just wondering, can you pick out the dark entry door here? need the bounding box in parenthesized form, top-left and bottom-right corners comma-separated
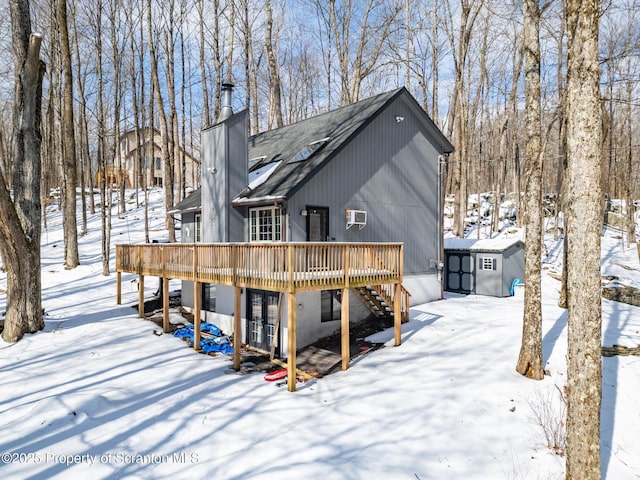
(306, 206, 329, 241)
(445, 252, 475, 294)
(247, 289, 280, 355)
(306, 206, 329, 270)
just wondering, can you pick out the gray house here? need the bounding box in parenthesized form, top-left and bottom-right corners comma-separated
(443, 237, 525, 297)
(172, 86, 453, 356)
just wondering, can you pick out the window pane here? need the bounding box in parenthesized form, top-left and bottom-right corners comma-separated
(249, 207, 282, 242)
(194, 214, 201, 243)
(321, 290, 341, 322)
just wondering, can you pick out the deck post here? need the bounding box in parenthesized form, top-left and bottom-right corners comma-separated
(162, 277, 170, 333)
(138, 275, 145, 318)
(116, 271, 121, 304)
(192, 247, 201, 347)
(233, 286, 242, 370)
(287, 292, 297, 392)
(341, 287, 350, 370)
(193, 283, 202, 351)
(394, 283, 402, 346)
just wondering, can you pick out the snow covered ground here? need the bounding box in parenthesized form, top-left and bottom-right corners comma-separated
(1, 188, 639, 479)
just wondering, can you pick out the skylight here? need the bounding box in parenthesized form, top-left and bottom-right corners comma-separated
(247, 160, 283, 190)
(248, 155, 267, 169)
(248, 154, 281, 173)
(287, 137, 330, 164)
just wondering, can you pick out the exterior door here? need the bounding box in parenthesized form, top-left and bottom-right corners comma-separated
(306, 206, 329, 270)
(306, 206, 329, 241)
(445, 252, 475, 294)
(247, 289, 280, 355)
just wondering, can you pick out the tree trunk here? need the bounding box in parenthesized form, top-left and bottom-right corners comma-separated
(516, 0, 543, 380)
(196, 0, 211, 128)
(0, 3, 44, 343)
(444, 0, 484, 238)
(94, 0, 110, 276)
(564, 1, 602, 478)
(265, 0, 284, 128)
(108, 0, 125, 217)
(147, 0, 175, 242)
(58, 0, 80, 269)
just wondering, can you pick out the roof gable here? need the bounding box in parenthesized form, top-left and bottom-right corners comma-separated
(233, 87, 452, 205)
(172, 87, 453, 212)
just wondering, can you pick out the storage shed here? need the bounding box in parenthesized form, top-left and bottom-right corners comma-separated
(444, 237, 525, 297)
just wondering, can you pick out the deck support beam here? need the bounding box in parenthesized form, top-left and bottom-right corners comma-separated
(341, 287, 350, 370)
(193, 282, 202, 351)
(138, 275, 145, 318)
(116, 271, 121, 304)
(233, 286, 242, 370)
(394, 283, 402, 346)
(163, 277, 170, 333)
(287, 292, 297, 392)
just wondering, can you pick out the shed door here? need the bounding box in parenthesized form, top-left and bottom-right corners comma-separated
(445, 252, 475, 294)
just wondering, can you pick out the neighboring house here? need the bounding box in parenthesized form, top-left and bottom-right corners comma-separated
(100, 127, 199, 189)
(171, 86, 454, 357)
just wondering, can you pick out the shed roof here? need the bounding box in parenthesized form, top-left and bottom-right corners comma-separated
(444, 237, 524, 253)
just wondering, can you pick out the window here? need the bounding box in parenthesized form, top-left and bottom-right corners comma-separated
(202, 284, 216, 311)
(480, 257, 497, 271)
(194, 214, 202, 243)
(287, 137, 330, 164)
(154, 157, 162, 171)
(321, 290, 342, 322)
(249, 206, 282, 241)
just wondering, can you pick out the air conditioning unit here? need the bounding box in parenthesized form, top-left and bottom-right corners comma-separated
(346, 209, 367, 230)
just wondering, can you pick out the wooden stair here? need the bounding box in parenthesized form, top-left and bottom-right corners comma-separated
(352, 284, 410, 325)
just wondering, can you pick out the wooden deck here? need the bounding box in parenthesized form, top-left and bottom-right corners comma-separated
(115, 242, 406, 391)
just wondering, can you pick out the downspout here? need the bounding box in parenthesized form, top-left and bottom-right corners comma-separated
(438, 154, 448, 299)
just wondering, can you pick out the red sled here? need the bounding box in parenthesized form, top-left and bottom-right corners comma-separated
(264, 368, 288, 382)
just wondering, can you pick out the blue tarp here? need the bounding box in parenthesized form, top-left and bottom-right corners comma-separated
(173, 323, 234, 355)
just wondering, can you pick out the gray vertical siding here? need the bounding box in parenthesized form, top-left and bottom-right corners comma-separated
(288, 96, 441, 276)
(201, 110, 248, 243)
(227, 111, 248, 242)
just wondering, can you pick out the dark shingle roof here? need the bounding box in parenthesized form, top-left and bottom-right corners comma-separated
(171, 87, 453, 212)
(235, 89, 403, 203)
(169, 189, 201, 214)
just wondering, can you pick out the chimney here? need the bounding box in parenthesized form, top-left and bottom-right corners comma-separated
(218, 83, 234, 123)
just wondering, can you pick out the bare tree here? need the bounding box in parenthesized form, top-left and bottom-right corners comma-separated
(265, 0, 283, 128)
(147, 0, 176, 242)
(93, 0, 111, 276)
(0, 0, 45, 342)
(196, 0, 211, 127)
(564, 0, 602, 477)
(326, 0, 402, 106)
(443, 0, 485, 238)
(108, 0, 126, 216)
(70, 0, 95, 234)
(58, 0, 80, 268)
(516, 0, 544, 380)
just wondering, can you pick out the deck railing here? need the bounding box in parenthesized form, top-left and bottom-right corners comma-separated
(115, 242, 404, 293)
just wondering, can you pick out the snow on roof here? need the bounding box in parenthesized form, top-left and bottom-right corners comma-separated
(444, 236, 523, 252)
